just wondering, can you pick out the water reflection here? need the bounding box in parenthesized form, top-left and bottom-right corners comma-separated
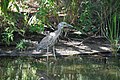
(0, 56, 120, 80)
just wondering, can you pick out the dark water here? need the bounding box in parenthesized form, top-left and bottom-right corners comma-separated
(0, 56, 120, 80)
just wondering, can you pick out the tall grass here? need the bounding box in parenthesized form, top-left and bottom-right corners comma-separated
(1, 0, 19, 15)
(102, 13, 120, 55)
(101, 0, 120, 56)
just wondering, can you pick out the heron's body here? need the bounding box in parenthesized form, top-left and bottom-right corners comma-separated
(37, 29, 61, 50)
(36, 22, 72, 60)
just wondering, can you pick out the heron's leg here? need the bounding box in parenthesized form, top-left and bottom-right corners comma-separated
(47, 47, 49, 61)
(53, 46, 56, 60)
(64, 31, 68, 38)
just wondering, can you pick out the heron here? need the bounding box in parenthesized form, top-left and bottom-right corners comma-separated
(36, 22, 73, 60)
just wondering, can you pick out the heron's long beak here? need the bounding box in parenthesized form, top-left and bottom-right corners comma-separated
(64, 24, 73, 28)
(68, 24, 73, 27)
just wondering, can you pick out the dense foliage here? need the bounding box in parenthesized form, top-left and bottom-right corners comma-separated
(0, 0, 120, 54)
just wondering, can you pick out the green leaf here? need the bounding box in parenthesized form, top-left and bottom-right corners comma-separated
(14, 3, 20, 12)
(113, 13, 116, 38)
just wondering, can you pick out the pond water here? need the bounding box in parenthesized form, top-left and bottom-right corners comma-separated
(0, 56, 120, 80)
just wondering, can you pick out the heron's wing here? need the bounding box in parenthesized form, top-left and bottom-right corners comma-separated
(37, 33, 55, 50)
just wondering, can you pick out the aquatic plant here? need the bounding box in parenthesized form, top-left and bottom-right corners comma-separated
(100, 0, 120, 55)
(103, 14, 120, 55)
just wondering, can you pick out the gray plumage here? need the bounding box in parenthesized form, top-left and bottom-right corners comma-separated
(36, 22, 72, 60)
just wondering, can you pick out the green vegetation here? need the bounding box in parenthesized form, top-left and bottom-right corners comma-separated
(0, 0, 120, 54)
(99, 0, 120, 55)
(102, 13, 120, 55)
(16, 39, 27, 50)
(2, 27, 14, 45)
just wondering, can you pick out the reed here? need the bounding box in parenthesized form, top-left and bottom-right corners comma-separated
(102, 12, 120, 56)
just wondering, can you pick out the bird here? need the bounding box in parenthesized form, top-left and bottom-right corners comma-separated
(36, 22, 73, 60)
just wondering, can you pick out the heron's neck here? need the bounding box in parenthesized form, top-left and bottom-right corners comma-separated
(53, 28, 62, 39)
(56, 28, 62, 35)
